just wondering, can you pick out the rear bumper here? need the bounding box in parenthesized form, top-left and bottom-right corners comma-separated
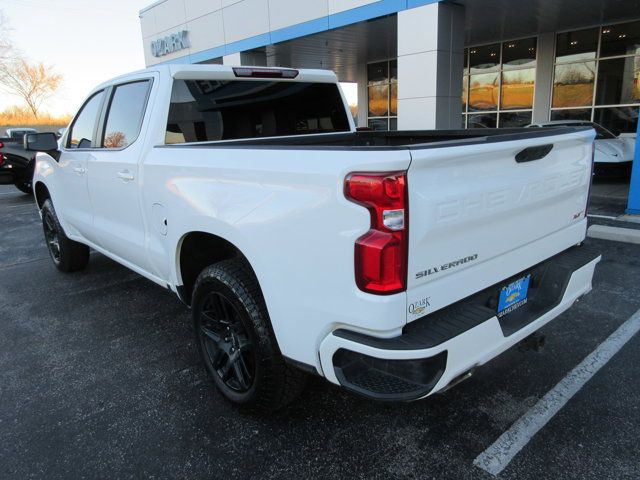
(319, 243, 601, 401)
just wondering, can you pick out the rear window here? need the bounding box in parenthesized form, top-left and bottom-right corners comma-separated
(165, 79, 350, 144)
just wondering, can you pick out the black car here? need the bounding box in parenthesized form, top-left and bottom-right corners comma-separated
(0, 137, 36, 194)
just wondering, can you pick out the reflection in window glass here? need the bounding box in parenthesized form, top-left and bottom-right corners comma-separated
(368, 118, 388, 130)
(367, 62, 388, 85)
(389, 118, 397, 130)
(599, 21, 640, 58)
(103, 81, 150, 149)
(552, 62, 596, 107)
(467, 113, 497, 128)
(499, 111, 532, 127)
(502, 38, 537, 69)
(593, 106, 639, 136)
(468, 72, 499, 111)
(68, 91, 105, 148)
(366, 60, 397, 129)
(368, 85, 389, 117)
(390, 83, 397, 116)
(390, 60, 397, 83)
(550, 108, 592, 122)
(595, 57, 640, 106)
(462, 75, 468, 110)
(501, 68, 535, 109)
(469, 43, 501, 72)
(556, 28, 598, 63)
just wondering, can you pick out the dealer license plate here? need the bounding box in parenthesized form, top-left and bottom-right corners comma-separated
(497, 275, 530, 318)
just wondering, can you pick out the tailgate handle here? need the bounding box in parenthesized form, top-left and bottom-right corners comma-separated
(515, 144, 553, 163)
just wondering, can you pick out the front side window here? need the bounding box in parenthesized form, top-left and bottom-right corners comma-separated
(103, 80, 151, 149)
(67, 90, 105, 149)
(165, 80, 350, 144)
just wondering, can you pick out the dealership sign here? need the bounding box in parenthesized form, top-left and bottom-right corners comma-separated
(151, 30, 190, 57)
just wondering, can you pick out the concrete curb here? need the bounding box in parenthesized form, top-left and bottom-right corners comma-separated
(587, 225, 640, 244)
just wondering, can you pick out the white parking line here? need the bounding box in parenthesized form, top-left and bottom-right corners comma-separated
(473, 307, 640, 477)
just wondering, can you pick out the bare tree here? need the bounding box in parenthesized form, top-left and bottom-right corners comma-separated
(0, 11, 17, 67)
(0, 59, 62, 118)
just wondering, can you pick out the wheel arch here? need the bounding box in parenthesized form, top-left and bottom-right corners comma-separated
(34, 181, 51, 209)
(176, 231, 260, 306)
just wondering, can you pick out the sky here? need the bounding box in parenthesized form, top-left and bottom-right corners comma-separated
(0, 0, 150, 116)
(0, 0, 358, 117)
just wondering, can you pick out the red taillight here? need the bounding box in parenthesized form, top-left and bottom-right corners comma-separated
(232, 67, 299, 79)
(345, 172, 408, 295)
(0, 141, 4, 148)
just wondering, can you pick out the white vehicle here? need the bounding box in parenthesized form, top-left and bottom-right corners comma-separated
(527, 120, 634, 164)
(27, 65, 601, 412)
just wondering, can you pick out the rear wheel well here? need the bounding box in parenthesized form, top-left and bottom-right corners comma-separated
(34, 182, 51, 209)
(178, 232, 249, 305)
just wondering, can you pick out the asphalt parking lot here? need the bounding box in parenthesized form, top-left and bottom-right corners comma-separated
(1, 184, 640, 479)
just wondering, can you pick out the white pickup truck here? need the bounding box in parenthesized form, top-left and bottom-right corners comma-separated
(27, 65, 601, 412)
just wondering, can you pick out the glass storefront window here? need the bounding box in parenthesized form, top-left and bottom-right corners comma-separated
(595, 57, 640, 105)
(552, 21, 640, 134)
(469, 43, 501, 72)
(468, 72, 499, 111)
(390, 83, 397, 116)
(501, 68, 535, 109)
(502, 38, 537, 69)
(368, 118, 388, 130)
(368, 85, 388, 117)
(462, 75, 468, 110)
(463, 38, 536, 128)
(552, 62, 596, 108)
(366, 60, 397, 130)
(467, 113, 497, 128)
(550, 108, 592, 122)
(499, 111, 532, 127)
(390, 60, 397, 83)
(600, 20, 640, 58)
(556, 28, 598, 64)
(367, 62, 388, 86)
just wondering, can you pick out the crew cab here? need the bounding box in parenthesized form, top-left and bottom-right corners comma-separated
(27, 65, 601, 412)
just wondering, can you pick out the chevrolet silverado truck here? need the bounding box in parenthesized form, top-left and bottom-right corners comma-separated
(26, 65, 601, 412)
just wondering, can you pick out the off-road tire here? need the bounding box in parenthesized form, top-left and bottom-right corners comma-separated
(41, 199, 90, 272)
(192, 258, 307, 413)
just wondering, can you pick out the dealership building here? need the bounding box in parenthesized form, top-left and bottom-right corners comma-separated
(139, 0, 640, 212)
(139, 0, 640, 135)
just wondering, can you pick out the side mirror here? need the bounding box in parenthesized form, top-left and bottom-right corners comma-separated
(24, 132, 59, 152)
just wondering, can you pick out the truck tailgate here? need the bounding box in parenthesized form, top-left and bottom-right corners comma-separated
(405, 129, 594, 322)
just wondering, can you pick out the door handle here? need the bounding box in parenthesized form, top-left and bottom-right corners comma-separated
(117, 170, 135, 182)
(73, 166, 86, 175)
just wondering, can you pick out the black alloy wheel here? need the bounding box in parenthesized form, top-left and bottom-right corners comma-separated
(199, 291, 255, 393)
(43, 209, 62, 264)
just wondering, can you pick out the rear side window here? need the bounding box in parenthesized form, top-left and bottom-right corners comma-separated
(165, 80, 350, 144)
(67, 90, 105, 149)
(102, 80, 151, 149)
